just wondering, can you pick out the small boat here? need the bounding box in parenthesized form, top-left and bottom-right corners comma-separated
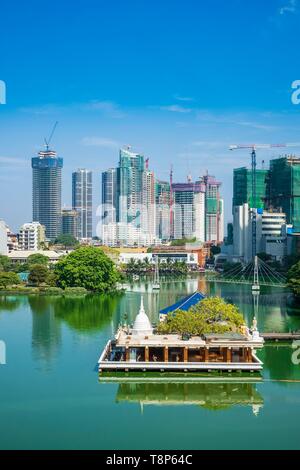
(152, 256, 160, 290)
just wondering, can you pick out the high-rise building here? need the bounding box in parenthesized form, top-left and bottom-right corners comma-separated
(102, 168, 117, 224)
(117, 148, 145, 224)
(142, 169, 156, 238)
(61, 209, 78, 239)
(72, 169, 93, 240)
(267, 156, 300, 231)
(201, 174, 224, 243)
(233, 167, 268, 210)
(172, 181, 205, 242)
(19, 222, 46, 251)
(233, 204, 288, 262)
(0, 219, 8, 255)
(32, 150, 63, 241)
(155, 180, 171, 240)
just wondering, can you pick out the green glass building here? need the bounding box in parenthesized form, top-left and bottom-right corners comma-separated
(117, 148, 145, 223)
(233, 167, 268, 210)
(267, 156, 300, 232)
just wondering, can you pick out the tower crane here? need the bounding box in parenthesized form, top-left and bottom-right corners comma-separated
(229, 142, 300, 260)
(44, 121, 58, 151)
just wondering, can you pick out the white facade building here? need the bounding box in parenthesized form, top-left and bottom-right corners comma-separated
(19, 222, 46, 251)
(233, 204, 288, 262)
(0, 220, 8, 255)
(102, 222, 160, 248)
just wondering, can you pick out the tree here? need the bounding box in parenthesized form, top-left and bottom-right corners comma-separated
(157, 297, 244, 336)
(54, 246, 122, 292)
(0, 255, 12, 272)
(27, 253, 49, 266)
(54, 234, 79, 248)
(28, 264, 49, 286)
(287, 261, 300, 298)
(0, 272, 20, 288)
(211, 245, 221, 256)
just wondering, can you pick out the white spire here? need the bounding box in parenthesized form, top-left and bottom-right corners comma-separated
(131, 297, 153, 336)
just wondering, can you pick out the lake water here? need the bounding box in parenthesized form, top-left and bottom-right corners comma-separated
(1, 277, 300, 450)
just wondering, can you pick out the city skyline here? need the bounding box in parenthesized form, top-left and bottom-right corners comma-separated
(1, 1, 300, 231)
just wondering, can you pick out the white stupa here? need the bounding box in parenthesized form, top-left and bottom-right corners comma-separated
(131, 297, 153, 336)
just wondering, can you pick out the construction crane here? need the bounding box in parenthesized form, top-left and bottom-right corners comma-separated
(44, 121, 58, 151)
(229, 142, 300, 260)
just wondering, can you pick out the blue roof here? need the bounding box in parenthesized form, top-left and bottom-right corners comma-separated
(18, 272, 29, 281)
(159, 291, 206, 315)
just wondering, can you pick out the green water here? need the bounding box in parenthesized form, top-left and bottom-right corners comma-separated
(1, 277, 300, 450)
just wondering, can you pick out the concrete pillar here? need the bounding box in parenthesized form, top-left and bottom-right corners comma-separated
(204, 348, 209, 362)
(184, 347, 188, 363)
(226, 347, 232, 363)
(164, 346, 168, 363)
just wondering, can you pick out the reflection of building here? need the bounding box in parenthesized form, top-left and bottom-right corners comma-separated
(72, 169, 93, 240)
(114, 381, 264, 415)
(29, 297, 62, 368)
(19, 222, 45, 251)
(32, 149, 63, 240)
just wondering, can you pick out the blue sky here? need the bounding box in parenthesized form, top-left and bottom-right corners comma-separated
(1, 0, 300, 231)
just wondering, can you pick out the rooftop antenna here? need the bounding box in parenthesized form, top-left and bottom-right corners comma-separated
(44, 121, 58, 151)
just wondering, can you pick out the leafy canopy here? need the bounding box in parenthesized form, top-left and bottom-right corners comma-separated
(157, 297, 244, 336)
(0, 271, 20, 287)
(54, 234, 79, 247)
(288, 261, 300, 297)
(54, 246, 122, 292)
(27, 253, 49, 266)
(28, 264, 50, 286)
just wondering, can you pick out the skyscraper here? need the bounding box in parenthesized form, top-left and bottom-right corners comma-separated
(172, 181, 205, 242)
(72, 169, 93, 239)
(32, 150, 63, 241)
(201, 174, 224, 243)
(61, 209, 78, 239)
(267, 156, 300, 231)
(102, 168, 117, 223)
(233, 167, 268, 210)
(117, 147, 145, 224)
(155, 180, 171, 240)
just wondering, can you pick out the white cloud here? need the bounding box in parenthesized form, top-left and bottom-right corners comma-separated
(174, 94, 194, 102)
(81, 137, 120, 148)
(83, 100, 126, 118)
(279, 0, 298, 15)
(0, 156, 27, 166)
(159, 104, 192, 113)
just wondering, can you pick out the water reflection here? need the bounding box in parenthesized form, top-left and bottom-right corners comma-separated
(114, 381, 264, 415)
(29, 296, 62, 367)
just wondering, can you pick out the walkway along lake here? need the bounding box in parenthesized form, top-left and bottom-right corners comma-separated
(0, 276, 300, 449)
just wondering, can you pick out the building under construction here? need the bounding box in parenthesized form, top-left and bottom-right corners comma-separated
(267, 156, 300, 232)
(233, 167, 268, 210)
